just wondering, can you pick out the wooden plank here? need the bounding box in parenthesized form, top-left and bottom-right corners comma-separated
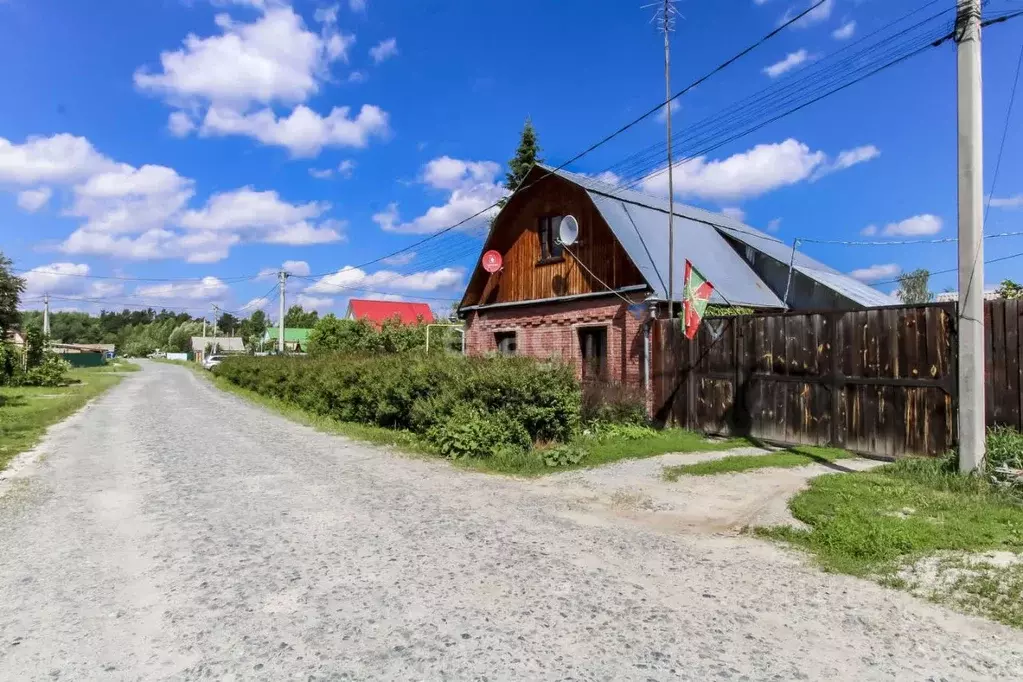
(1006, 299, 1021, 430)
(985, 301, 996, 425)
(991, 300, 1007, 425)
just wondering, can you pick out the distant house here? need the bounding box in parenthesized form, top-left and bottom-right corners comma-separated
(191, 336, 245, 363)
(263, 328, 311, 352)
(457, 165, 895, 387)
(935, 289, 1000, 303)
(345, 299, 435, 327)
(4, 330, 26, 348)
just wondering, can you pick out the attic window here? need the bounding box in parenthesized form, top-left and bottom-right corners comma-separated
(537, 216, 565, 263)
(744, 245, 756, 264)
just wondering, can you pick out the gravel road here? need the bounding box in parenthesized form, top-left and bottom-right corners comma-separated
(1, 362, 1022, 681)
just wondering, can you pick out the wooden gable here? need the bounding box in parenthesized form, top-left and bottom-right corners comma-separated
(459, 169, 646, 308)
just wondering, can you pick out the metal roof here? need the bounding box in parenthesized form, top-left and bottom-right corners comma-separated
(540, 165, 897, 308)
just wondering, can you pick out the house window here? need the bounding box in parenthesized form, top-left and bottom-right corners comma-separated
(537, 216, 565, 263)
(578, 327, 607, 381)
(495, 331, 517, 356)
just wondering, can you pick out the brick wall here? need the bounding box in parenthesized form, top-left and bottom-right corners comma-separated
(464, 293, 649, 387)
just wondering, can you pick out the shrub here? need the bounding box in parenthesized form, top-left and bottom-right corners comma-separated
(540, 443, 587, 468)
(0, 342, 24, 386)
(580, 381, 647, 425)
(215, 353, 581, 450)
(23, 353, 71, 387)
(426, 405, 531, 459)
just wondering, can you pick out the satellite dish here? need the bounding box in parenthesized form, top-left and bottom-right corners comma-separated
(558, 215, 580, 246)
(482, 250, 503, 273)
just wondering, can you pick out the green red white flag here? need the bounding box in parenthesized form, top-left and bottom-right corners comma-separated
(683, 260, 714, 340)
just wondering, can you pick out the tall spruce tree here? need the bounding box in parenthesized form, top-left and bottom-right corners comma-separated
(505, 118, 542, 192)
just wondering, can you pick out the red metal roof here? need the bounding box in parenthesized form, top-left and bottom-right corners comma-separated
(346, 299, 435, 326)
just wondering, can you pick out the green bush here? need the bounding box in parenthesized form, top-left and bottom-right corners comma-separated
(0, 342, 24, 386)
(307, 314, 442, 356)
(215, 353, 580, 455)
(540, 443, 586, 468)
(23, 354, 71, 387)
(426, 405, 531, 459)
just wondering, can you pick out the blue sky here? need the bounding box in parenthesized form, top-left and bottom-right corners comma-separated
(2, 0, 1022, 317)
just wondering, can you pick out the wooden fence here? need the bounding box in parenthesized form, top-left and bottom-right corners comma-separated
(651, 303, 959, 458)
(985, 298, 1023, 431)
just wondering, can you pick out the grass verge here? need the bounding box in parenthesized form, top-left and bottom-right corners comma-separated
(663, 446, 856, 480)
(91, 360, 141, 373)
(0, 367, 124, 472)
(755, 457, 1023, 628)
(194, 365, 750, 477)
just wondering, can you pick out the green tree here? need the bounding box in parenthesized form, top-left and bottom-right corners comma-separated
(307, 315, 378, 354)
(895, 269, 933, 305)
(217, 312, 240, 336)
(167, 321, 203, 353)
(25, 325, 44, 368)
(238, 310, 269, 347)
(997, 279, 1023, 300)
(284, 305, 319, 328)
(504, 117, 542, 192)
(0, 252, 25, 339)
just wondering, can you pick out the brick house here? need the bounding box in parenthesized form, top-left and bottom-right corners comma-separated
(457, 165, 894, 388)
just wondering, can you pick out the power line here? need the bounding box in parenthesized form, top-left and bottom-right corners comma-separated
(301, 0, 829, 279)
(865, 248, 1023, 289)
(985, 39, 1023, 225)
(798, 230, 1023, 246)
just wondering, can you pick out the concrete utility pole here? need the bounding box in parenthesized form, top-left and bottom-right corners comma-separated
(659, 0, 678, 320)
(212, 304, 220, 354)
(42, 293, 50, 338)
(956, 0, 985, 474)
(278, 270, 288, 355)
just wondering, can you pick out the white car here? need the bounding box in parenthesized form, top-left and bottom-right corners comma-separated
(203, 355, 225, 370)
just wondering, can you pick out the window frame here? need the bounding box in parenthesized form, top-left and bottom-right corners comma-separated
(494, 330, 518, 356)
(577, 325, 608, 382)
(536, 216, 565, 265)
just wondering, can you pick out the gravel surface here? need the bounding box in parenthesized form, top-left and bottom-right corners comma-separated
(536, 450, 884, 532)
(1, 361, 1022, 680)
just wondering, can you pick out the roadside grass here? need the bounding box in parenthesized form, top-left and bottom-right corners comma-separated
(663, 446, 856, 480)
(195, 367, 750, 476)
(755, 457, 1023, 628)
(92, 360, 141, 373)
(0, 367, 123, 472)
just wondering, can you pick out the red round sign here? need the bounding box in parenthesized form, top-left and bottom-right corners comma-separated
(482, 250, 503, 273)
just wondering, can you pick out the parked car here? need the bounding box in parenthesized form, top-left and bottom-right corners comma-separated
(203, 355, 225, 370)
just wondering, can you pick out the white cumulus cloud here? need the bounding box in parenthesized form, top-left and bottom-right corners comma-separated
(17, 187, 53, 212)
(764, 49, 812, 78)
(135, 276, 230, 301)
(200, 103, 388, 157)
(720, 207, 746, 222)
(780, 0, 834, 28)
(639, 139, 880, 202)
(282, 259, 311, 276)
(21, 262, 124, 300)
(0, 134, 118, 185)
(375, 156, 507, 235)
(833, 20, 856, 40)
(849, 263, 901, 282)
(861, 214, 943, 238)
(990, 194, 1023, 209)
(369, 37, 398, 64)
(295, 293, 334, 310)
(307, 265, 464, 295)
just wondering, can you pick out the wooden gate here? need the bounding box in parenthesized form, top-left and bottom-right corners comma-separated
(652, 303, 958, 458)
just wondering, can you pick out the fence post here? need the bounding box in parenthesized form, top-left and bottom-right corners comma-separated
(829, 312, 842, 449)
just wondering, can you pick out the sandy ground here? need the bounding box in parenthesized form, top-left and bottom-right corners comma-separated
(534, 447, 885, 534)
(0, 361, 1021, 681)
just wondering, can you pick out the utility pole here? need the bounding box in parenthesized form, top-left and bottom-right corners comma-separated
(42, 293, 50, 338)
(202, 317, 206, 339)
(278, 270, 288, 355)
(653, 0, 678, 320)
(956, 0, 985, 473)
(212, 304, 220, 356)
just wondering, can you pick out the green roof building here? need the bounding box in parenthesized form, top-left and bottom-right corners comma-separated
(264, 327, 312, 351)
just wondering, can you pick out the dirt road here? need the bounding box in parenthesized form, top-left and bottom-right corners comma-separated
(1, 362, 1021, 680)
